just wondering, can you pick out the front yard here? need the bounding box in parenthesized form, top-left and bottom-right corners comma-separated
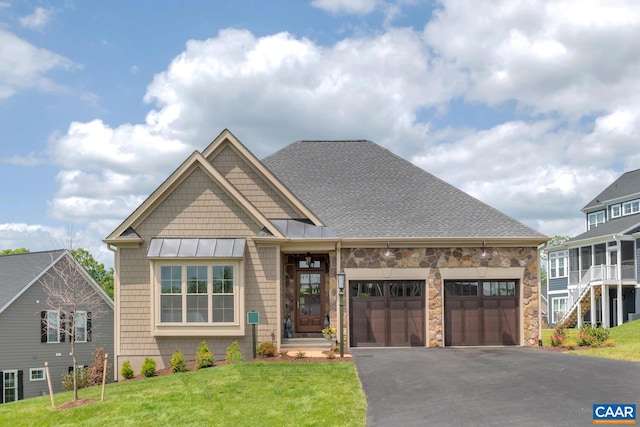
(541, 319, 640, 362)
(0, 361, 366, 427)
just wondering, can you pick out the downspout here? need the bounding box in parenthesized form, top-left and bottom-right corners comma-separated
(614, 234, 623, 326)
(537, 242, 546, 346)
(105, 243, 119, 382)
(336, 240, 343, 347)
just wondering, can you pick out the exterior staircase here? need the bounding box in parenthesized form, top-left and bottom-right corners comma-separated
(556, 285, 602, 329)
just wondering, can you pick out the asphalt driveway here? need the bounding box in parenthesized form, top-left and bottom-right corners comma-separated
(352, 347, 640, 427)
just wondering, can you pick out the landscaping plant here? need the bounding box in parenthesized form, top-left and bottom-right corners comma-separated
(195, 341, 214, 368)
(256, 341, 276, 357)
(225, 341, 243, 363)
(121, 360, 134, 379)
(141, 358, 156, 377)
(170, 350, 189, 373)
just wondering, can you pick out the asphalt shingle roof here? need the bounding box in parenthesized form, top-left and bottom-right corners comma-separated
(0, 250, 65, 312)
(262, 140, 546, 239)
(567, 213, 640, 243)
(583, 168, 640, 210)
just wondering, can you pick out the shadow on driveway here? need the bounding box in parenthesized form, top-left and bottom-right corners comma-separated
(352, 347, 640, 427)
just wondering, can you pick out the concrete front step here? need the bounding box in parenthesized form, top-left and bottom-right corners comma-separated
(280, 338, 335, 349)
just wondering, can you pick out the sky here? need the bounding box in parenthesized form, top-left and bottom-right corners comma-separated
(2, 0, 640, 268)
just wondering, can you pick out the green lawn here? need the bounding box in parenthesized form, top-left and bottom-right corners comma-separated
(541, 319, 640, 362)
(0, 361, 366, 427)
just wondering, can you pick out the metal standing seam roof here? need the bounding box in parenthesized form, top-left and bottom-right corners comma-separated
(0, 250, 65, 313)
(269, 219, 336, 238)
(262, 140, 546, 239)
(147, 238, 246, 258)
(583, 168, 640, 210)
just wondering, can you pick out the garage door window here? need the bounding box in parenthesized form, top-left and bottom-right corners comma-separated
(445, 281, 478, 296)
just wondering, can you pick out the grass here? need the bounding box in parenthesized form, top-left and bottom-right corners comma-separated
(0, 362, 366, 427)
(541, 320, 640, 362)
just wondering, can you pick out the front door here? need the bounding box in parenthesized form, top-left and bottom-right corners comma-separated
(296, 271, 324, 332)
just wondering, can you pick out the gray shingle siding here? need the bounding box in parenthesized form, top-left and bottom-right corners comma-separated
(262, 140, 546, 239)
(549, 277, 568, 292)
(636, 239, 640, 280)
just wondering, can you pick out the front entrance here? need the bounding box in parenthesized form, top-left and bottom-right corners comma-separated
(296, 271, 325, 332)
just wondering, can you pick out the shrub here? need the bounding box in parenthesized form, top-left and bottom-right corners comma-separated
(196, 341, 214, 369)
(170, 350, 189, 373)
(561, 340, 577, 350)
(86, 346, 111, 386)
(62, 366, 88, 391)
(256, 341, 276, 357)
(294, 350, 306, 359)
(121, 360, 134, 379)
(326, 352, 336, 359)
(549, 325, 566, 347)
(141, 357, 156, 377)
(330, 343, 340, 354)
(579, 324, 611, 347)
(225, 341, 243, 363)
(276, 349, 289, 358)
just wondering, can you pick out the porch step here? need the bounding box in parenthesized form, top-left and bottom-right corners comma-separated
(280, 338, 334, 349)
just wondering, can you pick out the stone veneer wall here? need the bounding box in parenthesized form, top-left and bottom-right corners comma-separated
(342, 246, 540, 347)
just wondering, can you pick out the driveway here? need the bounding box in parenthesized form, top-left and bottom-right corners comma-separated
(352, 347, 640, 427)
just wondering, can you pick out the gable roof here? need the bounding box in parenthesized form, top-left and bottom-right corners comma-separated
(262, 140, 546, 240)
(0, 250, 114, 315)
(105, 148, 285, 242)
(583, 168, 640, 211)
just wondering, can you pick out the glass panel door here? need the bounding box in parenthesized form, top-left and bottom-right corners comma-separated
(297, 272, 323, 332)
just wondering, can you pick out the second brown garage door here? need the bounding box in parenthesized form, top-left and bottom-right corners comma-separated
(444, 280, 519, 346)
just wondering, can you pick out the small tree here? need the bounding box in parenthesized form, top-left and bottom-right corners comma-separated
(41, 251, 109, 401)
(195, 341, 214, 369)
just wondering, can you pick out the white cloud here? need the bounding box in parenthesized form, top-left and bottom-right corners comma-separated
(0, 29, 75, 99)
(0, 152, 43, 166)
(46, 1, 640, 245)
(20, 7, 53, 30)
(311, 0, 380, 15)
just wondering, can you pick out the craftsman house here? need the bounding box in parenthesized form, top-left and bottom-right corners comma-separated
(105, 129, 546, 376)
(0, 250, 114, 403)
(547, 169, 640, 328)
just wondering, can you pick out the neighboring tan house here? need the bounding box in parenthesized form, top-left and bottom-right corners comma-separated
(0, 250, 114, 403)
(105, 129, 547, 376)
(547, 169, 640, 328)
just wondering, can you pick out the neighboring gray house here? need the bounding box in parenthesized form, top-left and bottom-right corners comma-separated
(547, 169, 640, 328)
(105, 129, 546, 377)
(0, 250, 114, 403)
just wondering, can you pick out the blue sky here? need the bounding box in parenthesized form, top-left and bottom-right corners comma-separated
(2, 0, 640, 267)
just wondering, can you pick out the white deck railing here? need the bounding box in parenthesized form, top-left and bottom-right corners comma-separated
(562, 264, 634, 325)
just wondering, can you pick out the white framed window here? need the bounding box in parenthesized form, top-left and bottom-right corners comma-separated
(610, 204, 622, 218)
(587, 211, 605, 230)
(3, 370, 18, 403)
(552, 297, 567, 324)
(47, 310, 60, 343)
(153, 260, 244, 336)
(549, 251, 568, 278)
(74, 311, 87, 343)
(622, 200, 640, 216)
(29, 368, 46, 382)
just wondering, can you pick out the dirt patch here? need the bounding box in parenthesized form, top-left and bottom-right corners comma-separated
(57, 398, 96, 410)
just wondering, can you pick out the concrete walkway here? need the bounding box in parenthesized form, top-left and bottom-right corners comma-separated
(352, 347, 640, 427)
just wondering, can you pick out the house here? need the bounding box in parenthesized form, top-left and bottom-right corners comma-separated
(547, 169, 640, 328)
(104, 129, 546, 376)
(0, 250, 114, 403)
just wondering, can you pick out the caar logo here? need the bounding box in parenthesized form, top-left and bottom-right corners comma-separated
(593, 404, 636, 424)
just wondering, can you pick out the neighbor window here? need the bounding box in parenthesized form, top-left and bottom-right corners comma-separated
(29, 368, 45, 382)
(610, 204, 621, 218)
(158, 263, 238, 324)
(3, 370, 18, 403)
(587, 211, 605, 230)
(622, 200, 640, 216)
(46, 311, 60, 343)
(549, 251, 568, 279)
(74, 311, 87, 343)
(552, 298, 567, 324)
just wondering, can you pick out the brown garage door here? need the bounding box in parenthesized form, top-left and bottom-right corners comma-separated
(350, 280, 425, 347)
(444, 280, 519, 346)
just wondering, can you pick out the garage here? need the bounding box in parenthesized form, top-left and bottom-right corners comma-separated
(349, 280, 425, 347)
(444, 280, 519, 346)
